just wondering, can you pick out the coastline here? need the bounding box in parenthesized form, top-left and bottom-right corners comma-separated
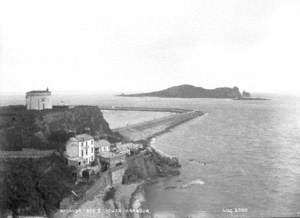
(54, 108, 203, 218)
(54, 146, 181, 218)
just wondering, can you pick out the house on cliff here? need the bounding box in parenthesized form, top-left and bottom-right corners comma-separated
(98, 153, 126, 185)
(116, 142, 143, 155)
(115, 142, 130, 155)
(94, 139, 111, 155)
(26, 88, 52, 110)
(99, 152, 126, 171)
(65, 134, 95, 167)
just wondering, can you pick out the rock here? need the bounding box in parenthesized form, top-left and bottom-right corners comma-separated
(122, 148, 180, 185)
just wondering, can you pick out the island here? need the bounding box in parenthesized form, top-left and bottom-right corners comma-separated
(120, 84, 269, 100)
(119, 84, 243, 99)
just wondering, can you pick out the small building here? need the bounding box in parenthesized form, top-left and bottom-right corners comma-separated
(115, 142, 130, 155)
(95, 139, 111, 155)
(110, 165, 125, 185)
(65, 134, 95, 167)
(26, 88, 52, 110)
(115, 142, 143, 155)
(99, 152, 126, 170)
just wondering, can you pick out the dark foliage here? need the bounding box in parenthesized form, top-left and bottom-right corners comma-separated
(103, 187, 116, 201)
(0, 105, 122, 151)
(0, 154, 75, 216)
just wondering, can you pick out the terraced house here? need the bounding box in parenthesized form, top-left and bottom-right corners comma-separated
(65, 134, 95, 167)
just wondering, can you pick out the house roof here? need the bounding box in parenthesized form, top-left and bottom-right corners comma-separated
(26, 89, 51, 95)
(67, 134, 94, 143)
(67, 137, 79, 143)
(66, 156, 84, 162)
(99, 152, 125, 159)
(95, 139, 110, 148)
(75, 134, 94, 141)
(116, 143, 130, 151)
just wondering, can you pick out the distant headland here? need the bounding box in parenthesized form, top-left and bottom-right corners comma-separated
(119, 84, 269, 100)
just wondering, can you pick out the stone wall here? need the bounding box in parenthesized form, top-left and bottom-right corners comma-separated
(111, 166, 125, 185)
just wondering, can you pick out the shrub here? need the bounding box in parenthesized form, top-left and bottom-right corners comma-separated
(103, 187, 116, 201)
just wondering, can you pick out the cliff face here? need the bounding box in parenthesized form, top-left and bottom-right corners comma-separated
(122, 147, 180, 184)
(107, 147, 180, 218)
(121, 84, 244, 99)
(0, 105, 121, 150)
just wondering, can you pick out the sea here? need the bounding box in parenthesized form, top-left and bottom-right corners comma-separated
(1, 93, 300, 218)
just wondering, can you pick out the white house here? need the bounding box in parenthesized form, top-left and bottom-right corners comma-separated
(115, 142, 143, 155)
(115, 142, 131, 155)
(94, 139, 110, 155)
(26, 88, 52, 110)
(65, 134, 95, 167)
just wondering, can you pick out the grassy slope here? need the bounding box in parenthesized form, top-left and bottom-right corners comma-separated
(0, 105, 122, 151)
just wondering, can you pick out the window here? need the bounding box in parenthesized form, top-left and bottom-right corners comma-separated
(91, 140, 93, 144)
(86, 148, 88, 155)
(91, 147, 93, 153)
(81, 150, 83, 157)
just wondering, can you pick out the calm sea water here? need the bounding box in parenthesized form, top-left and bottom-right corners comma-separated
(145, 97, 300, 218)
(2, 94, 300, 217)
(102, 110, 173, 129)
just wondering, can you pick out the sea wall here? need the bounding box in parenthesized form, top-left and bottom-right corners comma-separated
(98, 106, 189, 113)
(115, 110, 203, 141)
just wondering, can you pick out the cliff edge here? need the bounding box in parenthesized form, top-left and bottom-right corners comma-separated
(0, 105, 121, 151)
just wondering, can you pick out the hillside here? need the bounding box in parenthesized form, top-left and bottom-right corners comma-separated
(0, 105, 122, 151)
(120, 84, 247, 99)
(0, 153, 75, 217)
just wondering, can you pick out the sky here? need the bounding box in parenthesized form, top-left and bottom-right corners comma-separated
(0, 0, 300, 95)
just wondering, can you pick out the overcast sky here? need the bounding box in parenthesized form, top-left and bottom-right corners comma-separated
(0, 0, 300, 95)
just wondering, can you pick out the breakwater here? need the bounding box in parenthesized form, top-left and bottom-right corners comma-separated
(98, 106, 189, 113)
(113, 110, 204, 141)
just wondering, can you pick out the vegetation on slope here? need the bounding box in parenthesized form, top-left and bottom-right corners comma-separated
(0, 154, 75, 217)
(0, 105, 122, 150)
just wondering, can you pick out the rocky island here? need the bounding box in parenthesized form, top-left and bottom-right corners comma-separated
(119, 84, 269, 100)
(119, 84, 244, 99)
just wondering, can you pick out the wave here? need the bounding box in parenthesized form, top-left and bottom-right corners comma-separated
(181, 179, 205, 188)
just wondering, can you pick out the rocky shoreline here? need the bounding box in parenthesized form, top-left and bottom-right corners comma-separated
(54, 144, 181, 218)
(106, 145, 181, 218)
